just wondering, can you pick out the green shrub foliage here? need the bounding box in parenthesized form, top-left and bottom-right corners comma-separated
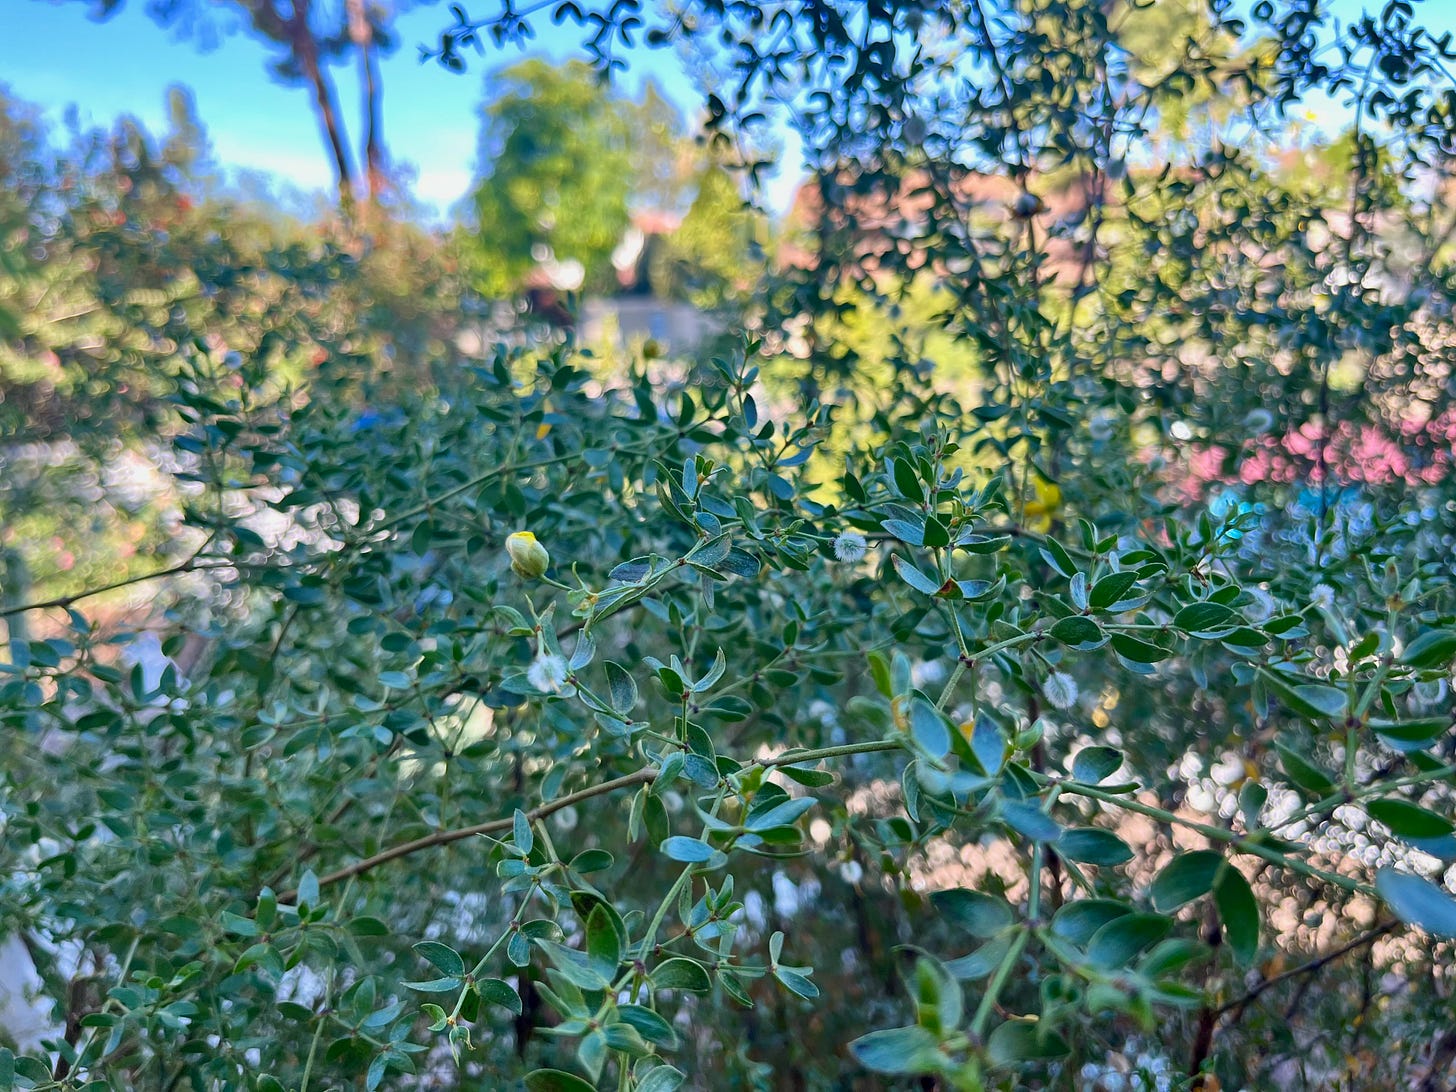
(4, 1, 1456, 1089)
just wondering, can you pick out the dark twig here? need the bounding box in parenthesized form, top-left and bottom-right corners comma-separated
(1215, 920, 1397, 1022)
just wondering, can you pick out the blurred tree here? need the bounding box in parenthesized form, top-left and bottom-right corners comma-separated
(466, 60, 691, 299)
(651, 161, 759, 306)
(625, 80, 696, 215)
(0, 83, 470, 615)
(159, 84, 218, 189)
(48, 0, 408, 208)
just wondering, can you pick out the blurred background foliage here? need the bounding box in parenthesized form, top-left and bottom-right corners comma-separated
(2, 0, 1456, 1090)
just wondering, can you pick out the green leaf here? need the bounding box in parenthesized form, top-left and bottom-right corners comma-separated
(1261, 670, 1346, 720)
(610, 558, 653, 582)
(1000, 801, 1061, 842)
(1174, 602, 1235, 634)
(1264, 614, 1308, 636)
(652, 957, 711, 992)
(1139, 938, 1207, 978)
(774, 966, 819, 999)
(892, 457, 924, 502)
(1402, 629, 1456, 670)
(1371, 717, 1450, 746)
(1110, 632, 1171, 664)
(1050, 616, 1105, 650)
(603, 1021, 650, 1055)
(1039, 538, 1078, 578)
(1086, 913, 1173, 968)
(779, 765, 836, 788)
(908, 696, 950, 758)
(403, 976, 460, 993)
(660, 836, 714, 863)
(969, 712, 1005, 776)
(1057, 828, 1134, 866)
(1375, 869, 1456, 939)
(1090, 570, 1139, 609)
(986, 1020, 1070, 1067)
(909, 955, 961, 1033)
(922, 515, 951, 548)
(1221, 626, 1268, 649)
(544, 943, 611, 991)
(569, 849, 614, 874)
(604, 661, 638, 715)
(617, 1004, 679, 1049)
(1273, 741, 1337, 795)
(868, 651, 893, 697)
(1150, 851, 1224, 912)
(943, 934, 1014, 980)
(412, 942, 465, 978)
(892, 554, 943, 595)
(220, 911, 259, 937)
(718, 548, 760, 578)
(1288, 683, 1346, 718)
(478, 978, 523, 1015)
(636, 1065, 687, 1092)
(524, 1068, 598, 1092)
(745, 796, 817, 832)
(296, 869, 319, 909)
(1367, 798, 1456, 839)
(586, 904, 622, 980)
(513, 809, 534, 856)
(1070, 571, 1089, 611)
(849, 1025, 941, 1075)
(1071, 745, 1122, 784)
(1239, 781, 1267, 828)
(1213, 868, 1259, 965)
(931, 888, 1015, 937)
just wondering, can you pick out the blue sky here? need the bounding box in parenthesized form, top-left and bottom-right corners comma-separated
(0, 1, 714, 214)
(2, 1, 1450, 218)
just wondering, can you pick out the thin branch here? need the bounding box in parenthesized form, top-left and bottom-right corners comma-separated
(1214, 920, 1397, 1021)
(1, 553, 229, 619)
(282, 767, 658, 900)
(280, 738, 906, 900)
(1058, 779, 1372, 896)
(5, 436, 666, 624)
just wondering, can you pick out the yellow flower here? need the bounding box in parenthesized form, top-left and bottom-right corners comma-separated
(505, 531, 550, 580)
(1023, 479, 1062, 533)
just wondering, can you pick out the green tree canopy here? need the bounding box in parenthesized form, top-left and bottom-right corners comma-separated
(467, 60, 635, 297)
(465, 60, 700, 299)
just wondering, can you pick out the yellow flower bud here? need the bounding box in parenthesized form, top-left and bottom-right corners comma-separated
(505, 531, 550, 580)
(1023, 479, 1062, 534)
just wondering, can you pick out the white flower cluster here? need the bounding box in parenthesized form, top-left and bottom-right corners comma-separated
(1043, 671, 1080, 711)
(832, 531, 868, 563)
(1244, 585, 1277, 623)
(527, 653, 569, 693)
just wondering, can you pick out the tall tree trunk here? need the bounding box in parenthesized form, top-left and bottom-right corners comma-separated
(290, 0, 357, 210)
(347, 0, 386, 205)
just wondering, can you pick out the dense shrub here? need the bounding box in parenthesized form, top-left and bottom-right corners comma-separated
(4, 1, 1456, 1089)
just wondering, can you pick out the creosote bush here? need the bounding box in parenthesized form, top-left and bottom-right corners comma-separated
(3, 340, 1454, 1089)
(4, 1, 1456, 1090)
